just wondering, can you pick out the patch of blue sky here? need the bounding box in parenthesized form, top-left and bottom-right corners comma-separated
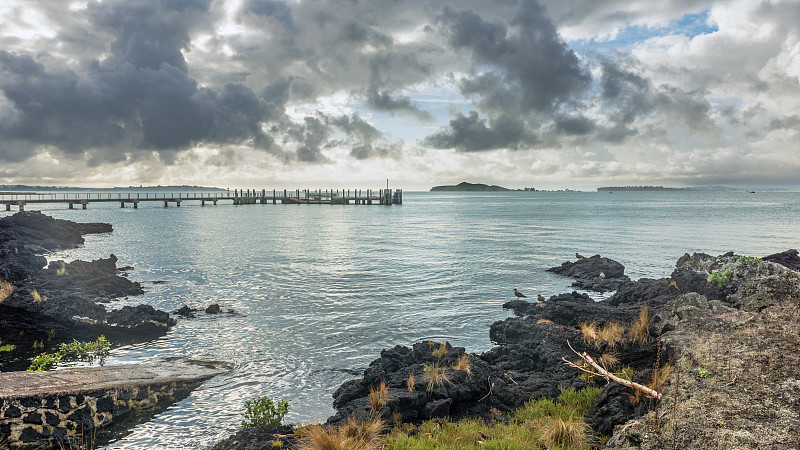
(569, 10, 718, 55)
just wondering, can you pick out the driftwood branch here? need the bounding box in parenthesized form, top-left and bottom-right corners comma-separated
(563, 341, 661, 400)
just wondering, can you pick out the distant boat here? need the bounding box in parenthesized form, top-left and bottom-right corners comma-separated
(748, 191, 756, 193)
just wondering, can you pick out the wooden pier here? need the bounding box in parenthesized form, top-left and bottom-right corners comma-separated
(0, 188, 403, 211)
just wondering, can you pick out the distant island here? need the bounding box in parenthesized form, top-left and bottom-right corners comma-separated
(596, 185, 780, 192)
(430, 182, 515, 192)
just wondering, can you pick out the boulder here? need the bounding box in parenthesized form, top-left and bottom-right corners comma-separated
(547, 255, 631, 292)
(762, 249, 800, 271)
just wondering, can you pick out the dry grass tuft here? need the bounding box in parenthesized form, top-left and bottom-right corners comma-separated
(598, 322, 625, 349)
(599, 352, 620, 370)
(407, 371, 415, 392)
(453, 353, 472, 376)
(539, 416, 589, 449)
(424, 362, 452, 392)
(629, 307, 651, 344)
(537, 318, 554, 324)
(0, 280, 13, 302)
(432, 343, 448, 358)
(630, 363, 673, 404)
(56, 262, 68, 276)
(299, 417, 384, 450)
(368, 380, 388, 412)
(31, 289, 46, 303)
(579, 320, 598, 345)
(649, 363, 673, 393)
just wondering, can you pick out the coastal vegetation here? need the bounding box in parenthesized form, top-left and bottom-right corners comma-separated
(706, 268, 732, 287)
(241, 396, 291, 428)
(27, 336, 110, 371)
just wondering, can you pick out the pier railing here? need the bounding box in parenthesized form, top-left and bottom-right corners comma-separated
(0, 189, 402, 211)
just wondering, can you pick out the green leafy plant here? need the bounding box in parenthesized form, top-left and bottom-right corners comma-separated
(58, 336, 110, 362)
(697, 366, 711, 378)
(241, 396, 290, 428)
(29, 352, 61, 371)
(0, 343, 16, 352)
(737, 256, 761, 264)
(27, 336, 110, 371)
(707, 269, 732, 287)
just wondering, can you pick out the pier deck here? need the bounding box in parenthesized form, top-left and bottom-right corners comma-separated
(0, 188, 403, 211)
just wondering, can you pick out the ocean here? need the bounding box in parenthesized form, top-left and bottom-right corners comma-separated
(3, 190, 799, 448)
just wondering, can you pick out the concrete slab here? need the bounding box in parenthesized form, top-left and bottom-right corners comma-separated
(0, 359, 231, 399)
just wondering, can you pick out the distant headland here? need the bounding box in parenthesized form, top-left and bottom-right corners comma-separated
(597, 185, 783, 192)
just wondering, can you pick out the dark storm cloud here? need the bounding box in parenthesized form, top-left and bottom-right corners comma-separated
(423, 111, 536, 152)
(439, 0, 591, 114)
(555, 115, 595, 135)
(281, 112, 398, 163)
(425, 0, 591, 151)
(0, 0, 285, 164)
(366, 89, 433, 122)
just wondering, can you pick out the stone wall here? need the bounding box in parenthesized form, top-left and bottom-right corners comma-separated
(0, 379, 201, 448)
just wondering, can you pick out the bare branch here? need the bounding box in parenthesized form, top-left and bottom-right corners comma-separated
(565, 340, 661, 400)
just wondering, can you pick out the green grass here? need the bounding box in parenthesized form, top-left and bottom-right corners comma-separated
(385, 387, 602, 450)
(0, 344, 16, 352)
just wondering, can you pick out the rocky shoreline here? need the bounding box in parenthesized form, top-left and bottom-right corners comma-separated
(216, 249, 800, 449)
(0, 211, 175, 371)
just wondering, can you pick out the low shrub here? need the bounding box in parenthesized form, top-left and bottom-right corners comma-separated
(241, 396, 290, 428)
(707, 269, 732, 288)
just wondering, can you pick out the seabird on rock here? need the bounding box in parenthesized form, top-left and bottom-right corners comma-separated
(537, 294, 546, 302)
(599, 272, 606, 279)
(575, 253, 585, 259)
(513, 289, 527, 299)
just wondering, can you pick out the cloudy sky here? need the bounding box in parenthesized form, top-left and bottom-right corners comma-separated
(1, 0, 799, 190)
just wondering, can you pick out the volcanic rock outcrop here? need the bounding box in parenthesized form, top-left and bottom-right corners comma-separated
(0, 212, 175, 369)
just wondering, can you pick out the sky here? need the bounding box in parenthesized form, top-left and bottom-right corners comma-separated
(0, 0, 799, 191)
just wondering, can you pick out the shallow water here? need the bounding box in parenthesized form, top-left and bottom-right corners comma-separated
(4, 190, 799, 448)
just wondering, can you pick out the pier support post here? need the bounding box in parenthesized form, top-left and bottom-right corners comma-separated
(5, 204, 10, 211)
(201, 200, 205, 206)
(213, 200, 217, 205)
(120, 202, 125, 208)
(19, 203, 24, 211)
(273, 189, 276, 204)
(69, 203, 74, 210)
(133, 201, 138, 209)
(164, 201, 168, 208)
(82, 202, 87, 210)
(176, 201, 181, 207)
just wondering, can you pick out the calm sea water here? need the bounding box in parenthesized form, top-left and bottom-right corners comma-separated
(3, 190, 799, 448)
